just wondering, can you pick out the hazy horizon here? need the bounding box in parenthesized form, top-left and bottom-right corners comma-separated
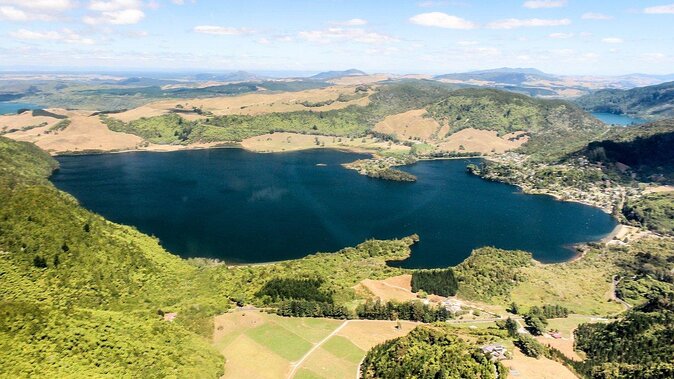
(1, 0, 673, 76)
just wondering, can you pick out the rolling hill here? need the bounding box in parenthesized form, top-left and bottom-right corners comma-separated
(310, 69, 367, 80)
(434, 67, 557, 86)
(576, 81, 674, 119)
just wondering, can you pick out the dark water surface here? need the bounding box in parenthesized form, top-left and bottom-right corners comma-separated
(51, 149, 617, 268)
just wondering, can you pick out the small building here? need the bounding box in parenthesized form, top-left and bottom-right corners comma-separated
(163, 312, 178, 322)
(482, 344, 508, 361)
(550, 332, 563, 339)
(442, 299, 462, 313)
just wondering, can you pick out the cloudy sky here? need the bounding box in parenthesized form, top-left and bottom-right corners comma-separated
(1, 0, 673, 75)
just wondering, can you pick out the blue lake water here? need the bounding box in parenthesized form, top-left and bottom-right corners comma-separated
(591, 112, 646, 126)
(0, 102, 41, 115)
(51, 149, 617, 268)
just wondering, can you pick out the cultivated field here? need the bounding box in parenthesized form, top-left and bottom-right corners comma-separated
(212, 310, 417, 379)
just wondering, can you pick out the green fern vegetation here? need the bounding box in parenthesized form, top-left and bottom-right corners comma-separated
(360, 325, 506, 379)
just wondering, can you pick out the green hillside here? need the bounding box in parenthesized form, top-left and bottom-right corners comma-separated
(102, 80, 458, 144)
(426, 88, 606, 159)
(576, 81, 674, 119)
(575, 295, 674, 379)
(0, 135, 418, 376)
(569, 119, 674, 183)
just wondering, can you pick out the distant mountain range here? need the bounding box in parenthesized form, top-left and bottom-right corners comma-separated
(576, 81, 674, 119)
(192, 71, 267, 82)
(310, 69, 367, 80)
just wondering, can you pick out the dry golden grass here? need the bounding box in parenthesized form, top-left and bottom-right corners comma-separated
(0, 112, 60, 131)
(643, 185, 674, 194)
(111, 85, 372, 123)
(328, 74, 390, 85)
(357, 275, 417, 303)
(437, 129, 528, 154)
(335, 320, 418, 351)
(373, 109, 441, 141)
(503, 349, 579, 379)
(240, 132, 410, 154)
(219, 334, 291, 379)
(3, 109, 143, 154)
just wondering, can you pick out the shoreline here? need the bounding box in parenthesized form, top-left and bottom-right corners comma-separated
(49, 142, 619, 268)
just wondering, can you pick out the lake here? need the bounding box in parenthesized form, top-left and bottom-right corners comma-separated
(0, 102, 41, 115)
(51, 149, 617, 268)
(591, 112, 646, 126)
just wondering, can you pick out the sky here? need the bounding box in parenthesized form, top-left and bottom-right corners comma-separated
(1, 0, 674, 75)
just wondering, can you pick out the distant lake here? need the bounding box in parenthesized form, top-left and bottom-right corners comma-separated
(0, 102, 41, 115)
(51, 149, 617, 268)
(592, 112, 646, 126)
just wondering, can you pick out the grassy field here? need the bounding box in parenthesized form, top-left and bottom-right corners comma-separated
(212, 311, 418, 379)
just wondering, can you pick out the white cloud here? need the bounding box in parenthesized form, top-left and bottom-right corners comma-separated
(84, 0, 145, 25)
(10, 28, 95, 45)
(334, 18, 368, 26)
(548, 32, 573, 39)
(0, 5, 28, 20)
(523, 0, 567, 9)
(644, 4, 674, 14)
(256, 37, 270, 45)
(601, 37, 623, 44)
(193, 25, 253, 35)
(487, 18, 571, 29)
(409, 12, 476, 29)
(0, 0, 75, 11)
(457, 40, 478, 46)
(89, 0, 141, 11)
(0, 5, 57, 21)
(84, 9, 145, 24)
(298, 27, 396, 44)
(581, 12, 613, 20)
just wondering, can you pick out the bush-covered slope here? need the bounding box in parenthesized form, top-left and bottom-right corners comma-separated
(0, 136, 227, 377)
(576, 81, 674, 119)
(570, 119, 674, 183)
(360, 325, 504, 379)
(622, 192, 674, 235)
(574, 295, 674, 379)
(426, 88, 606, 159)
